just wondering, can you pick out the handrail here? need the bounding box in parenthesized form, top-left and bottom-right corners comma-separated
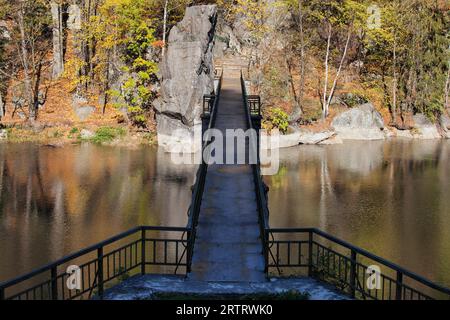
(0, 225, 190, 300)
(0, 225, 187, 289)
(240, 71, 270, 269)
(268, 228, 450, 296)
(185, 69, 223, 270)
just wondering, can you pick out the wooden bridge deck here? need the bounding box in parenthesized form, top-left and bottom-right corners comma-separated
(189, 67, 266, 282)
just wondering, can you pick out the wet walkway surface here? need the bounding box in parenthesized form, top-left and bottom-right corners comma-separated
(189, 68, 266, 282)
(103, 274, 349, 300)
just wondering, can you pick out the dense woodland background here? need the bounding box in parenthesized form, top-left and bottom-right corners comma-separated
(0, 0, 448, 140)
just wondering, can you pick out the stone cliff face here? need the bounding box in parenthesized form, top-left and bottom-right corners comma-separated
(155, 5, 217, 152)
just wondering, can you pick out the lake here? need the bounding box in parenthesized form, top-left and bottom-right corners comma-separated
(0, 140, 449, 288)
(265, 140, 450, 287)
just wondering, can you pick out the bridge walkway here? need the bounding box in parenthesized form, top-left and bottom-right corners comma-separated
(189, 66, 266, 282)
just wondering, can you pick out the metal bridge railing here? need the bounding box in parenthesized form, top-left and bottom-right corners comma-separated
(0, 226, 190, 300)
(267, 228, 450, 300)
(186, 68, 223, 271)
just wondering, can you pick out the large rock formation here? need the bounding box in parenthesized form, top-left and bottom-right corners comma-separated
(332, 103, 386, 140)
(411, 114, 442, 139)
(440, 114, 450, 139)
(155, 5, 217, 152)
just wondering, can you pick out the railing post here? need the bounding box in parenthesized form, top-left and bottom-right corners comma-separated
(141, 229, 146, 275)
(264, 229, 269, 273)
(396, 271, 403, 300)
(349, 250, 357, 299)
(51, 266, 58, 300)
(186, 230, 192, 273)
(308, 231, 313, 277)
(97, 247, 104, 299)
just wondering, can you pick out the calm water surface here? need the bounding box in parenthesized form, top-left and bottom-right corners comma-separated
(0, 143, 195, 282)
(265, 140, 450, 287)
(1, 140, 449, 288)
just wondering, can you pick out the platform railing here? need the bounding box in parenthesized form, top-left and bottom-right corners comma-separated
(266, 228, 450, 300)
(0, 226, 190, 300)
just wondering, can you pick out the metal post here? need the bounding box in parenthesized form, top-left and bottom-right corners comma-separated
(264, 229, 269, 273)
(97, 247, 104, 299)
(51, 266, 58, 300)
(186, 230, 192, 273)
(350, 250, 357, 299)
(396, 271, 403, 300)
(141, 229, 146, 275)
(308, 231, 313, 277)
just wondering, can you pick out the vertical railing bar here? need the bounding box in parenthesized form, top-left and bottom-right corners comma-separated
(107, 255, 110, 280)
(119, 250, 122, 272)
(396, 271, 403, 300)
(51, 266, 58, 300)
(350, 250, 357, 299)
(97, 247, 104, 299)
(287, 242, 291, 266)
(164, 240, 168, 264)
(113, 252, 116, 277)
(61, 276, 65, 300)
(276, 242, 280, 265)
(141, 229, 146, 274)
(135, 242, 138, 267)
(308, 231, 313, 276)
(174, 240, 178, 265)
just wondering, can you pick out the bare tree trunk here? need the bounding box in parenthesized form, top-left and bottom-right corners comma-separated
(17, 6, 34, 121)
(286, 56, 301, 122)
(289, 0, 305, 123)
(162, 0, 169, 57)
(103, 50, 111, 114)
(325, 28, 351, 111)
(298, 0, 306, 115)
(51, 1, 64, 79)
(322, 23, 332, 119)
(445, 62, 450, 111)
(392, 37, 398, 124)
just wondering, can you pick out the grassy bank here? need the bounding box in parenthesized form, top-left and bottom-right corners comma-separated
(0, 125, 157, 147)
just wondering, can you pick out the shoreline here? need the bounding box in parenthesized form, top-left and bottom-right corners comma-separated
(0, 123, 448, 150)
(0, 124, 157, 148)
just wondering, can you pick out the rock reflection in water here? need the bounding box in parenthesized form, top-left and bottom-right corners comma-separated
(265, 140, 450, 287)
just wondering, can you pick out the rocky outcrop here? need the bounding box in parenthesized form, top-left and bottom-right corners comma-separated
(213, 21, 242, 58)
(299, 130, 337, 145)
(72, 94, 95, 121)
(261, 128, 339, 149)
(440, 114, 450, 139)
(332, 103, 386, 140)
(411, 114, 442, 139)
(155, 5, 217, 153)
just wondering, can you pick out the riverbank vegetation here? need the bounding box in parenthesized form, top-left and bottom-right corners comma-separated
(221, 0, 449, 130)
(0, 0, 448, 144)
